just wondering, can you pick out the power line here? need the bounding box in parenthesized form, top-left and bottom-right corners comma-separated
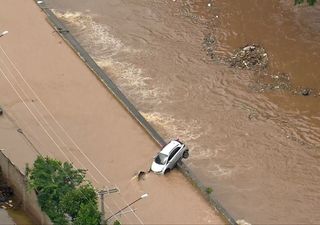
(0, 45, 144, 224)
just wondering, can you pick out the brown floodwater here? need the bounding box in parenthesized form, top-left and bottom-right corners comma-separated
(47, 0, 320, 223)
(0, 208, 34, 225)
(0, 177, 34, 225)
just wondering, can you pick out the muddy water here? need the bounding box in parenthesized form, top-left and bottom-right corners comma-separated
(0, 180, 34, 225)
(0, 208, 34, 225)
(46, 0, 320, 223)
(0, 209, 15, 225)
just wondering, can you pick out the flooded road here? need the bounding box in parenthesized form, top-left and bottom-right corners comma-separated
(46, 0, 320, 223)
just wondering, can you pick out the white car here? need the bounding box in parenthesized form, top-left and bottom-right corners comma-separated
(151, 139, 189, 174)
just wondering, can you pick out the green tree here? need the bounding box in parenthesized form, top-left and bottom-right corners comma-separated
(60, 184, 98, 219)
(295, 0, 317, 5)
(26, 156, 101, 225)
(73, 202, 101, 225)
(26, 156, 86, 225)
(26, 156, 86, 200)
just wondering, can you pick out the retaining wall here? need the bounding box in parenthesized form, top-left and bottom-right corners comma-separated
(0, 150, 53, 225)
(34, 1, 237, 224)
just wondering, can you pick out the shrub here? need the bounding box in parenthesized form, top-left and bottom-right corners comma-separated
(113, 220, 121, 225)
(205, 187, 213, 194)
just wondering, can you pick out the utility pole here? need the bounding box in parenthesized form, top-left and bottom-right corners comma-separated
(98, 187, 119, 225)
(106, 193, 148, 222)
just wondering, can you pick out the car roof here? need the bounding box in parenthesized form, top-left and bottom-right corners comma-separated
(160, 140, 183, 155)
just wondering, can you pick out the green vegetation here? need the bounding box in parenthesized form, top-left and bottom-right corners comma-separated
(295, 0, 317, 5)
(26, 156, 101, 225)
(73, 202, 101, 225)
(205, 187, 213, 195)
(113, 220, 121, 225)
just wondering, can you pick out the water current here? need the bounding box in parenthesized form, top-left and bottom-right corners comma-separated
(46, 0, 320, 223)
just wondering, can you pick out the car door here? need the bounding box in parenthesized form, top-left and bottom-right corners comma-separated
(167, 147, 180, 168)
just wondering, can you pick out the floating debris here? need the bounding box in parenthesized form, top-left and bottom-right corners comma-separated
(292, 87, 319, 97)
(202, 34, 215, 60)
(0, 172, 17, 209)
(301, 88, 311, 96)
(230, 44, 268, 70)
(137, 171, 146, 181)
(130, 170, 149, 182)
(251, 72, 291, 93)
(17, 128, 23, 134)
(0, 185, 13, 203)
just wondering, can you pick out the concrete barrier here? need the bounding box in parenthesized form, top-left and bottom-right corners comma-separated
(34, 1, 238, 224)
(0, 150, 53, 225)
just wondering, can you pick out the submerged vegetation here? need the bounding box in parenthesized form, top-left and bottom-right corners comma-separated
(205, 187, 213, 195)
(26, 156, 101, 225)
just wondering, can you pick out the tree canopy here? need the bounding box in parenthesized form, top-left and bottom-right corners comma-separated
(26, 156, 101, 225)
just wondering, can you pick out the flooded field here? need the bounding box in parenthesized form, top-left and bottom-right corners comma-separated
(46, 0, 320, 223)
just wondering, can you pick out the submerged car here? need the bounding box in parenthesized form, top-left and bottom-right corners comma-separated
(151, 139, 189, 174)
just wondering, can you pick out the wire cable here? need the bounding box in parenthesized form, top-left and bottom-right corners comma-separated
(0, 45, 144, 224)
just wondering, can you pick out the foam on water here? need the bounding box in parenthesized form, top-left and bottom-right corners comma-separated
(141, 111, 202, 141)
(53, 10, 224, 162)
(96, 58, 163, 104)
(53, 10, 123, 56)
(207, 164, 232, 177)
(141, 111, 220, 160)
(53, 10, 206, 150)
(53, 10, 165, 105)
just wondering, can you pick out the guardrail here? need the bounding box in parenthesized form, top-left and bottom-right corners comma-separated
(34, 1, 238, 224)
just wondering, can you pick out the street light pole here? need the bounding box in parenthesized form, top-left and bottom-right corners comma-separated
(106, 193, 148, 222)
(99, 191, 105, 224)
(0, 31, 8, 38)
(98, 187, 119, 225)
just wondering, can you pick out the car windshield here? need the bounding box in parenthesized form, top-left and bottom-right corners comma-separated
(155, 153, 168, 165)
